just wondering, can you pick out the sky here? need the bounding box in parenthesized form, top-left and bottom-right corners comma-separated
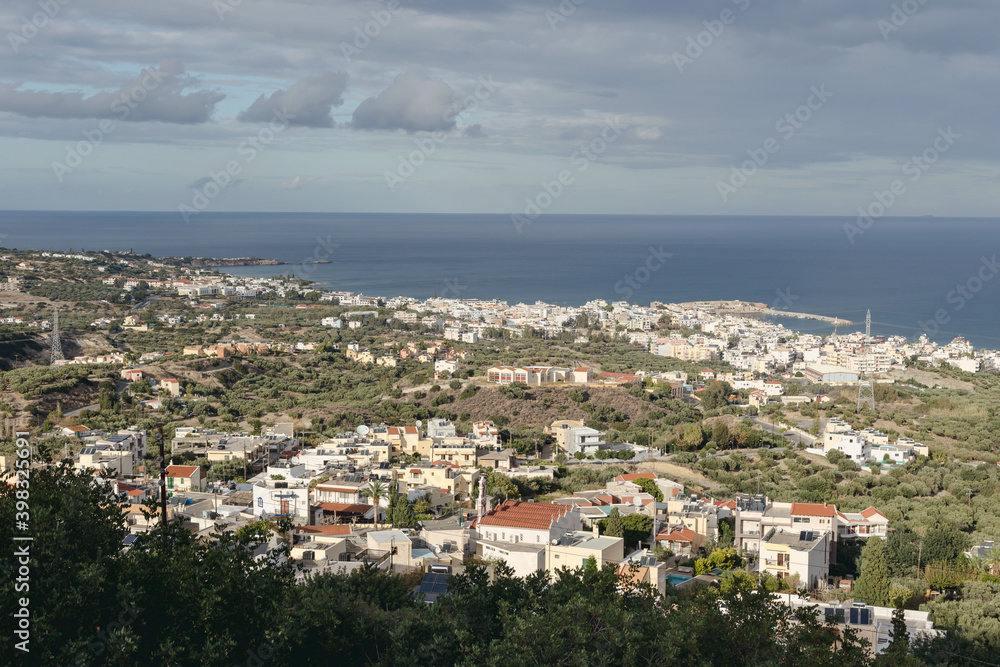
(0, 0, 998, 216)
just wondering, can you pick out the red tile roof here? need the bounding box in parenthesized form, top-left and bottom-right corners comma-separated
(478, 500, 571, 531)
(860, 507, 887, 520)
(656, 527, 695, 543)
(791, 502, 837, 518)
(165, 465, 199, 478)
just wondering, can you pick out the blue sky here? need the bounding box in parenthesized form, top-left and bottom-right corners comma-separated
(0, 0, 997, 216)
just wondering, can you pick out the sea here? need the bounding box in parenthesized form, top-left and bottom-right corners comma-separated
(2, 211, 999, 349)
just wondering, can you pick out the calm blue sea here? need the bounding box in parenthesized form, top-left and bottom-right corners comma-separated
(2, 211, 999, 348)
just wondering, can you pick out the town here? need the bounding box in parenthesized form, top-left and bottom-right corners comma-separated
(2, 245, 999, 663)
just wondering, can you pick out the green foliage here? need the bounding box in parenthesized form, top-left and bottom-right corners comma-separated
(568, 386, 588, 403)
(620, 513, 654, 548)
(497, 381, 528, 399)
(700, 381, 734, 411)
(604, 507, 625, 538)
(854, 537, 892, 607)
(485, 470, 518, 500)
(392, 498, 417, 528)
(695, 547, 745, 575)
(633, 476, 663, 502)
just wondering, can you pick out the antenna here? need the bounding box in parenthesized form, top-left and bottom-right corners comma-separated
(857, 309, 875, 412)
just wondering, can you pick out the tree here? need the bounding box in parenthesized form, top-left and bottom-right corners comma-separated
(633, 476, 663, 502)
(923, 524, 968, 564)
(876, 606, 922, 666)
(681, 423, 706, 449)
(604, 508, 624, 538)
(719, 570, 759, 595)
(392, 498, 417, 528)
(485, 471, 518, 501)
(362, 479, 389, 530)
(712, 422, 734, 449)
(620, 513, 653, 548)
(695, 547, 744, 575)
(854, 537, 892, 607)
(701, 381, 733, 411)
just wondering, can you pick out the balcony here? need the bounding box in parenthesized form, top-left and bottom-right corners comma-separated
(763, 559, 789, 570)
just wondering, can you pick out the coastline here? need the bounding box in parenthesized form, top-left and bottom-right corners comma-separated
(679, 301, 854, 326)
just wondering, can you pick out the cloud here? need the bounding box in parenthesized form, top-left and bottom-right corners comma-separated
(280, 176, 317, 190)
(351, 71, 458, 133)
(239, 72, 348, 128)
(0, 62, 224, 124)
(463, 123, 487, 138)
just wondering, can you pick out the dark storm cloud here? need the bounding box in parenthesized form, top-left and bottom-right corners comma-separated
(0, 62, 223, 124)
(352, 71, 458, 132)
(239, 72, 348, 128)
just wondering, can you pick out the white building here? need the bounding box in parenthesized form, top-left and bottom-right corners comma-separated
(253, 478, 311, 521)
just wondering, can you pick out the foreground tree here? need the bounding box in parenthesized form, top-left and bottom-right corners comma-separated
(854, 537, 892, 607)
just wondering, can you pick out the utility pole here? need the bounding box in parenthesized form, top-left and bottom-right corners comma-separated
(157, 423, 168, 523)
(968, 489, 974, 522)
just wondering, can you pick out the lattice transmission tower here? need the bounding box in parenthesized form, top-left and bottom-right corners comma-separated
(857, 309, 875, 412)
(50, 307, 64, 363)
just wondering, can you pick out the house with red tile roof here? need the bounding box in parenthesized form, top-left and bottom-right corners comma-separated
(165, 464, 204, 492)
(836, 507, 889, 539)
(655, 527, 697, 556)
(476, 500, 582, 547)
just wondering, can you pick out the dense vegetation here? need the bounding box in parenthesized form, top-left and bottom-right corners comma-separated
(2, 466, 937, 666)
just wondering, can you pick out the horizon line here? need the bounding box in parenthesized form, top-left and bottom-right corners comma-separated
(1, 210, 996, 220)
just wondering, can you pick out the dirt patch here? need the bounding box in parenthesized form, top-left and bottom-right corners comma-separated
(885, 368, 975, 392)
(640, 461, 719, 489)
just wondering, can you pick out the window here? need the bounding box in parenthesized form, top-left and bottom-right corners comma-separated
(257, 497, 263, 507)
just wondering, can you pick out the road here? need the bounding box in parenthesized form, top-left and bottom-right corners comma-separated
(64, 379, 128, 417)
(746, 415, 817, 447)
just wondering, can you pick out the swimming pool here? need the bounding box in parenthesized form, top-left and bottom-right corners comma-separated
(667, 574, 692, 586)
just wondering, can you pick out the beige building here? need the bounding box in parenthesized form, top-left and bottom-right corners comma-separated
(545, 531, 624, 574)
